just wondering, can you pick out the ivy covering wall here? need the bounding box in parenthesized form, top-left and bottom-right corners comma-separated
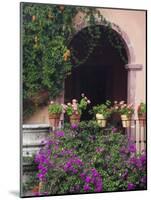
(22, 3, 106, 117)
(22, 3, 126, 118)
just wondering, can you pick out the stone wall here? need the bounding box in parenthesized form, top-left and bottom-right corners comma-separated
(21, 124, 50, 196)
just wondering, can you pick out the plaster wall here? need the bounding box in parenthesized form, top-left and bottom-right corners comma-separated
(24, 8, 146, 124)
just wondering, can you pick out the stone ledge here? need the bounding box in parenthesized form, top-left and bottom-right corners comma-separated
(23, 144, 45, 148)
(23, 124, 50, 129)
(125, 64, 143, 70)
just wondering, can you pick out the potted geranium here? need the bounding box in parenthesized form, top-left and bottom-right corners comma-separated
(137, 102, 146, 127)
(48, 101, 63, 129)
(64, 94, 90, 126)
(93, 100, 111, 127)
(117, 101, 134, 128)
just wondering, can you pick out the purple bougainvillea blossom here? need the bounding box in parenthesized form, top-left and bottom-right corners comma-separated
(55, 130, 65, 137)
(71, 124, 78, 129)
(141, 176, 147, 184)
(127, 183, 136, 190)
(63, 157, 83, 174)
(96, 147, 104, 153)
(140, 154, 147, 164)
(112, 127, 117, 133)
(85, 176, 91, 183)
(33, 127, 146, 195)
(80, 173, 86, 180)
(128, 143, 136, 153)
(84, 184, 91, 192)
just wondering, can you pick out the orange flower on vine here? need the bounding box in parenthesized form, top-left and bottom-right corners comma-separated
(63, 49, 71, 61)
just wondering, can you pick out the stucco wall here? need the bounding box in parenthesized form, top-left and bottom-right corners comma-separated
(98, 8, 146, 106)
(24, 8, 146, 124)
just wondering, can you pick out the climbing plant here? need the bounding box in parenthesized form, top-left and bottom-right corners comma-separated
(22, 3, 127, 118)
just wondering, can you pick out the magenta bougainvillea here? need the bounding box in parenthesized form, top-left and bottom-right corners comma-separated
(33, 121, 146, 196)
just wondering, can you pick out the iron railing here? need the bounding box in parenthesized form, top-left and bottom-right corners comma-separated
(122, 119, 146, 154)
(101, 119, 146, 154)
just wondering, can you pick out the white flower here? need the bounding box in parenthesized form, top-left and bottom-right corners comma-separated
(50, 101, 54, 104)
(121, 104, 126, 109)
(119, 101, 125, 105)
(72, 99, 77, 103)
(81, 93, 85, 97)
(87, 100, 91, 104)
(115, 106, 118, 110)
(114, 101, 118, 104)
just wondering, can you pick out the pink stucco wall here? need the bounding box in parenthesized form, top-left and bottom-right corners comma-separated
(24, 8, 146, 124)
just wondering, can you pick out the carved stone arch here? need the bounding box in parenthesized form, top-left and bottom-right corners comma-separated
(108, 23, 135, 64)
(72, 20, 135, 64)
(71, 19, 143, 107)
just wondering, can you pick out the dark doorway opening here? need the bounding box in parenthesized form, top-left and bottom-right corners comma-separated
(65, 25, 128, 120)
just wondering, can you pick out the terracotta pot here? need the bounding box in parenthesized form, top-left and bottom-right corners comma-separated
(69, 113, 81, 126)
(49, 113, 61, 128)
(138, 113, 146, 127)
(121, 115, 131, 128)
(31, 185, 40, 194)
(96, 114, 107, 127)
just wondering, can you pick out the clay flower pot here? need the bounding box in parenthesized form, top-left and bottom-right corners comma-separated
(69, 113, 81, 126)
(96, 114, 107, 127)
(121, 114, 131, 128)
(49, 113, 61, 129)
(31, 185, 40, 194)
(138, 113, 146, 127)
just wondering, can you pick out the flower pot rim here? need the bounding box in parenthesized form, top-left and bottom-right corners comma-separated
(121, 114, 132, 117)
(49, 113, 61, 119)
(96, 113, 107, 119)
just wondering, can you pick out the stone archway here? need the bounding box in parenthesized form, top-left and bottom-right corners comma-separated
(65, 24, 128, 120)
(68, 18, 143, 113)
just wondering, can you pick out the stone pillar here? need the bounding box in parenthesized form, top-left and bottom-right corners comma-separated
(125, 64, 143, 105)
(125, 64, 143, 147)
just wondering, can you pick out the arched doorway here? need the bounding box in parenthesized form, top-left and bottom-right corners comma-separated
(65, 25, 128, 120)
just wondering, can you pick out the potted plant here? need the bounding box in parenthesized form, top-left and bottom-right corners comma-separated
(48, 101, 63, 129)
(92, 100, 111, 127)
(137, 102, 146, 127)
(117, 101, 134, 128)
(64, 94, 90, 126)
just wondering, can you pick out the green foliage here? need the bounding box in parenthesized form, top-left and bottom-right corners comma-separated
(65, 95, 90, 116)
(92, 100, 112, 118)
(22, 3, 76, 117)
(22, 3, 128, 118)
(78, 97, 89, 110)
(23, 171, 39, 194)
(48, 102, 62, 114)
(138, 102, 146, 115)
(65, 104, 78, 116)
(22, 155, 39, 194)
(110, 101, 135, 117)
(118, 104, 134, 117)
